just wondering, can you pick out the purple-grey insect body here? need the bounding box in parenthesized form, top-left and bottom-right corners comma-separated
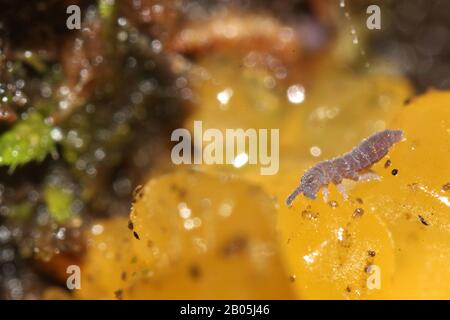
(286, 129, 404, 206)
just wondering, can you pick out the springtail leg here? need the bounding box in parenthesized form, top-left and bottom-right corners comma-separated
(286, 186, 302, 206)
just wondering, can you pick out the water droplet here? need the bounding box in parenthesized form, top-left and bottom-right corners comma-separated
(287, 85, 305, 104)
(233, 153, 248, 168)
(117, 31, 128, 42)
(117, 17, 127, 26)
(56, 227, 66, 240)
(309, 146, 322, 157)
(91, 224, 104, 235)
(151, 40, 162, 54)
(184, 219, 195, 230)
(178, 202, 191, 219)
(94, 148, 106, 160)
(50, 128, 63, 142)
(219, 201, 233, 217)
(217, 88, 233, 107)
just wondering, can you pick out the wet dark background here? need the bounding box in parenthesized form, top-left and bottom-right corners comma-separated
(374, 0, 450, 91)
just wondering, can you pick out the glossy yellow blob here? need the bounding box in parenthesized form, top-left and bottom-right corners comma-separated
(234, 90, 449, 299)
(77, 217, 141, 299)
(179, 53, 299, 176)
(78, 85, 449, 300)
(351, 90, 450, 299)
(241, 157, 395, 299)
(185, 54, 290, 132)
(279, 191, 395, 299)
(78, 170, 295, 299)
(281, 72, 412, 159)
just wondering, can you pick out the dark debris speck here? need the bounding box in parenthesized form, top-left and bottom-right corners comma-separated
(114, 289, 123, 300)
(188, 264, 202, 280)
(403, 96, 413, 105)
(301, 208, 319, 220)
(328, 200, 339, 208)
(222, 235, 248, 257)
(352, 208, 364, 218)
(171, 184, 187, 199)
(384, 159, 391, 168)
(418, 215, 429, 226)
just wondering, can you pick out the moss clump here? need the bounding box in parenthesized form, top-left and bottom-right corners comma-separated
(0, 113, 55, 170)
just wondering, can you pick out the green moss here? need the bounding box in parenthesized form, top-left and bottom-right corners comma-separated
(44, 185, 74, 223)
(21, 52, 47, 73)
(0, 112, 55, 170)
(99, 0, 115, 21)
(9, 202, 33, 222)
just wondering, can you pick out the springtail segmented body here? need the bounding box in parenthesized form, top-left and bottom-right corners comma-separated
(286, 129, 404, 206)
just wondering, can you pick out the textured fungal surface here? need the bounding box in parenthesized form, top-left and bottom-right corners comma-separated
(78, 170, 294, 299)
